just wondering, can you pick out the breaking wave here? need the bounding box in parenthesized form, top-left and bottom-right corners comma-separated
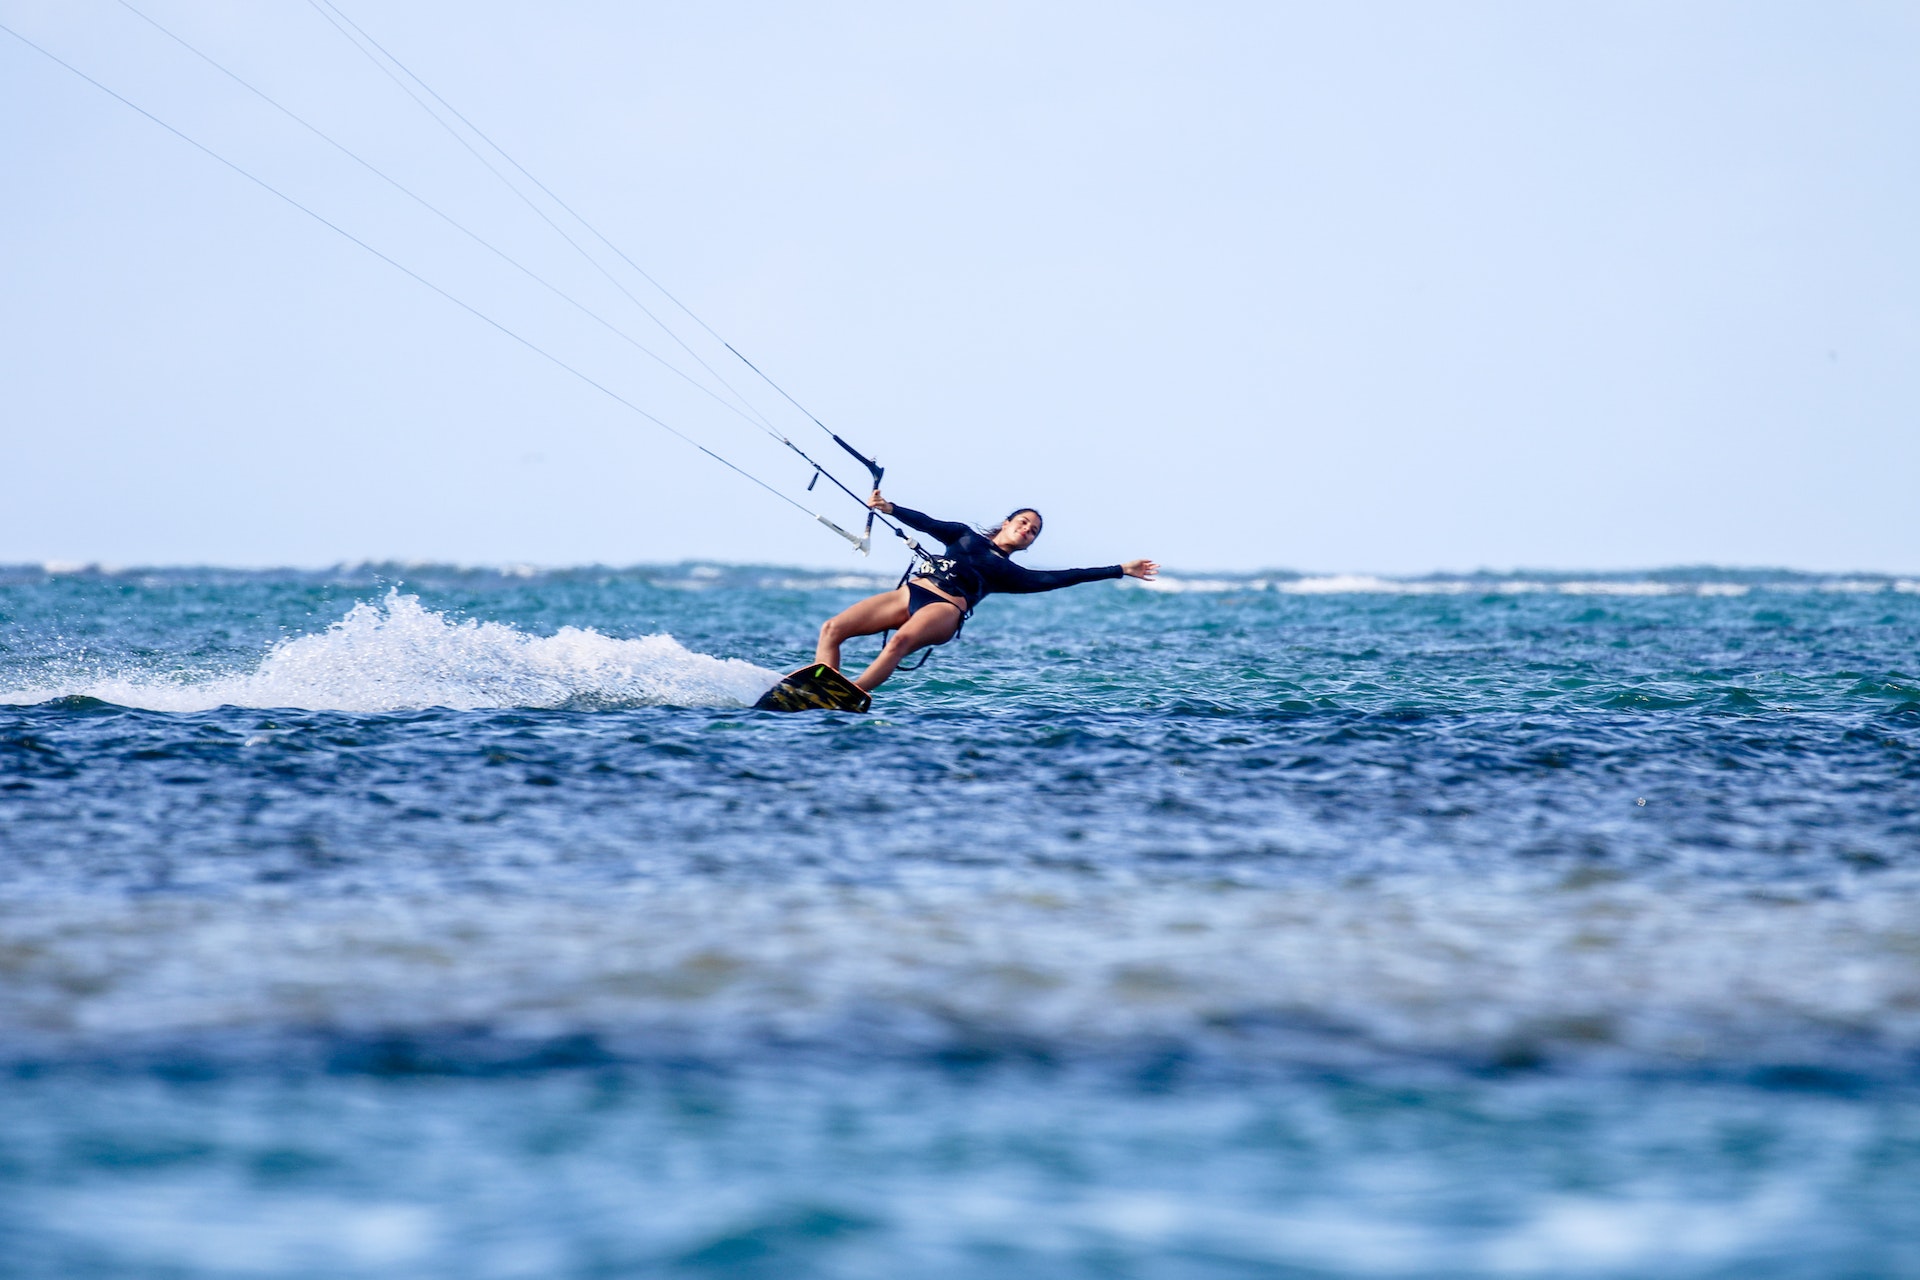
(1, 590, 779, 712)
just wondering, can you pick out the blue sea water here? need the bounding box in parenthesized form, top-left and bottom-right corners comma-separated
(2, 562, 1918, 1278)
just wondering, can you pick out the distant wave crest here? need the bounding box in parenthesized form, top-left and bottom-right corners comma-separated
(2, 590, 780, 713)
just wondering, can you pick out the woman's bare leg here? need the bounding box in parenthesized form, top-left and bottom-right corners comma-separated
(853, 603, 961, 692)
(816, 587, 910, 670)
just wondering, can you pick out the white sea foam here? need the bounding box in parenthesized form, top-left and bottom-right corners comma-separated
(3, 591, 779, 713)
(1551, 580, 1681, 596)
(1284, 574, 1473, 595)
(1132, 576, 1268, 594)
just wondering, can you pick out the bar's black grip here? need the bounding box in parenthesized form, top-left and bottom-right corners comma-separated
(833, 433, 883, 482)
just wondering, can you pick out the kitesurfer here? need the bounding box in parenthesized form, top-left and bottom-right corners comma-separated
(815, 491, 1159, 691)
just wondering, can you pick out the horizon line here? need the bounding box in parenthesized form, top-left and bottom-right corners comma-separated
(7, 559, 1918, 582)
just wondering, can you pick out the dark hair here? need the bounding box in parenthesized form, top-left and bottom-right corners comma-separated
(982, 508, 1043, 545)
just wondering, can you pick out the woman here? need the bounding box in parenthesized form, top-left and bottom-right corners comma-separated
(816, 491, 1159, 692)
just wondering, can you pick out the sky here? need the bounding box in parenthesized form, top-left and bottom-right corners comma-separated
(3, 0, 1916, 575)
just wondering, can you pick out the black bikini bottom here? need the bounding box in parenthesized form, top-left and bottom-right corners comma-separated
(906, 583, 966, 620)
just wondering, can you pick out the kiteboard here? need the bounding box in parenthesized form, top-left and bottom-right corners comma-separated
(753, 663, 872, 714)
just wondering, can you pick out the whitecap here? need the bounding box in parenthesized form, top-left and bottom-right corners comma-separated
(1, 590, 779, 713)
(1553, 580, 1682, 596)
(1130, 576, 1262, 594)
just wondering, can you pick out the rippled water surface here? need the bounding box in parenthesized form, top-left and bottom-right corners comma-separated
(2, 563, 1918, 1277)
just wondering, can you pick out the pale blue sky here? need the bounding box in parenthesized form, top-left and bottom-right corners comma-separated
(4, 1, 1916, 573)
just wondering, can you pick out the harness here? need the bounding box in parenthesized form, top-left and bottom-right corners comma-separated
(883, 551, 969, 672)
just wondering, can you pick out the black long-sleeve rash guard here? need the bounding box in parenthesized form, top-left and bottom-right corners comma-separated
(890, 504, 1123, 611)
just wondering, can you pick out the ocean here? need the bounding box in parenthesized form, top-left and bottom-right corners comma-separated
(2, 562, 1917, 1277)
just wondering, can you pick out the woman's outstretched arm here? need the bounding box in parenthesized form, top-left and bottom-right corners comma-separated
(982, 558, 1158, 595)
(869, 490, 971, 544)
